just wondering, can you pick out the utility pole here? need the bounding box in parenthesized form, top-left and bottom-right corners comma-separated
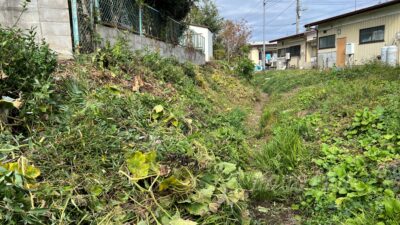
(296, 0, 300, 34)
(262, 0, 266, 70)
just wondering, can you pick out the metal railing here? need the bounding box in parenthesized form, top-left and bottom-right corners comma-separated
(74, 0, 205, 53)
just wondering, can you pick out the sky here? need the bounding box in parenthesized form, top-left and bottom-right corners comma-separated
(214, 0, 387, 42)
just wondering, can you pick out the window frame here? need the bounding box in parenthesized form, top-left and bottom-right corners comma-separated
(359, 25, 385, 45)
(319, 34, 336, 50)
(288, 45, 301, 57)
(278, 48, 286, 57)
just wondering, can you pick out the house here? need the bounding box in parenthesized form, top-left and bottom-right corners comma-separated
(270, 30, 317, 70)
(248, 41, 277, 67)
(305, 1, 400, 68)
(188, 25, 214, 62)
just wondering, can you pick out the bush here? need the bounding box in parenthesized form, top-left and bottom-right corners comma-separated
(0, 27, 57, 98)
(235, 57, 254, 80)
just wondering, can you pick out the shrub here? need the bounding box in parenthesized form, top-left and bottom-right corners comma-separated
(0, 27, 57, 98)
(235, 58, 254, 80)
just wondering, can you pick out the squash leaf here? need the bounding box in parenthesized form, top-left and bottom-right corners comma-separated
(126, 151, 158, 180)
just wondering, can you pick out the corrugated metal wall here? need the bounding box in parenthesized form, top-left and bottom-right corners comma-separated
(318, 4, 400, 67)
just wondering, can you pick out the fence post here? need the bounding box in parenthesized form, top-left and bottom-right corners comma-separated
(71, 0, 80, 49)
(94, 0, 99, 21)
(139, 5, 143, 36)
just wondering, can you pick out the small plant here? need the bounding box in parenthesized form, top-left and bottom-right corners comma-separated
(0, 157, 44, 224)
(254, 126, 308, 174)
(235, 58, 254, 80)
(0, 27, 56, 98)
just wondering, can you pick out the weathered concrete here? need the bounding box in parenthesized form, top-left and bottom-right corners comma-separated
(0, 1, 205, 64)
(0, 0, 73, 58)
(97, 25, 206, 65)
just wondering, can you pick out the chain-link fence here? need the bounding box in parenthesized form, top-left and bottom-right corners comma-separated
(71, 0, 205, 53)
(75, 0, 96, 53)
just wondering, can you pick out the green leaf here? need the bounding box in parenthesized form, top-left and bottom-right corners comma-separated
(192, 185, 215, 203)
(89, 185, 103, 197)
(335, 197, 346, 206)
(216, 162, 236, 175)
(126, 151, 157, 180)
(187, 203, 209, 216)
(227, 189, 245, 203)
(309, 176, 322, 187)
(226, 177, 239, 189)
(383, 134, 395, 140)
(169, 217, 197, 225)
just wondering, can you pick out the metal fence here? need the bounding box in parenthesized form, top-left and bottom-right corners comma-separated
(72, 0, 205, 53)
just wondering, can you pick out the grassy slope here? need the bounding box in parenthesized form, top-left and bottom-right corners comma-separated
(3, 32, 400, 225)
(252, 64, 400, 224)
(2, 45, 271, 224)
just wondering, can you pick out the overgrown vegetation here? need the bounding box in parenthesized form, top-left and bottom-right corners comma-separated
(2, 23, 399, 225)
(0, 28, 259, 224)
(253, 64, 400, 224)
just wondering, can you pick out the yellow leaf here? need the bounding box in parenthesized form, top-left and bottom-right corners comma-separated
(24, 165, 41, 179)
(153, 105, 164, 113)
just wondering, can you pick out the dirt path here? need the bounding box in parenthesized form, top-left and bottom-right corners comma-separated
(246, 92, 269, 134)
(245, 92, 300, 225)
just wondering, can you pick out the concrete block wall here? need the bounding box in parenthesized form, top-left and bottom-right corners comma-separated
(98, 25, 206, 65)
(0, 0, 73, 58)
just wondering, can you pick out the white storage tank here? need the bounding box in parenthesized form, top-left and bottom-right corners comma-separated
(381, 46, 389, 64)
(387, 46, 399, 67)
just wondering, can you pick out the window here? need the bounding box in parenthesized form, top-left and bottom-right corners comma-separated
(319, 35, 336, 49)
(278, 48, 286, 57)
(360, 25, 385, 44)
(288, 45, 301, 57)
(278, 45, 301, 57)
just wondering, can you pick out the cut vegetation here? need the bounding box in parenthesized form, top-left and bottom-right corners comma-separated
(1, 26, 400, 225)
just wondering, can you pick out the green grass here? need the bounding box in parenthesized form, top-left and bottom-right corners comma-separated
(253, 63, 400, 224)
(2, 28, 400, 224)
(1, 38, 260, 224)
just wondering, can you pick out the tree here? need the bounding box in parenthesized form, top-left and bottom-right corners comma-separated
(144, 0, 196, 21)
(218, 20, 252, 61)
(187, 0, 223, 34)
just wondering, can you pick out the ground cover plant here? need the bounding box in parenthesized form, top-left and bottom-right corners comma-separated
(253, 64, 400, 224)
(0, 28, 262, 224)
(1, 25, 400, 225)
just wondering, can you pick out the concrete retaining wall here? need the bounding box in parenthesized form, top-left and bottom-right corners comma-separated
(0, 0, 73, 58)
(0, 1, 205, 64)
(97, 25, 206, 65)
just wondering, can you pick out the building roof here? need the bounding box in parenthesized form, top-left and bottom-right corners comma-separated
(269, 32, 305, 42)
(305, 0, 400, 27)
(248, 41, 277, 46)
(189, 24, 211, 30)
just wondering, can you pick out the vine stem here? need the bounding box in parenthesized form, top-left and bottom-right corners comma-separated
(119, 171, 172, 219)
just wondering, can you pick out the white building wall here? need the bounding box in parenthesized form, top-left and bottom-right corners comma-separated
(189, 25, 214, 62)
(317, 4, 400, 68)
